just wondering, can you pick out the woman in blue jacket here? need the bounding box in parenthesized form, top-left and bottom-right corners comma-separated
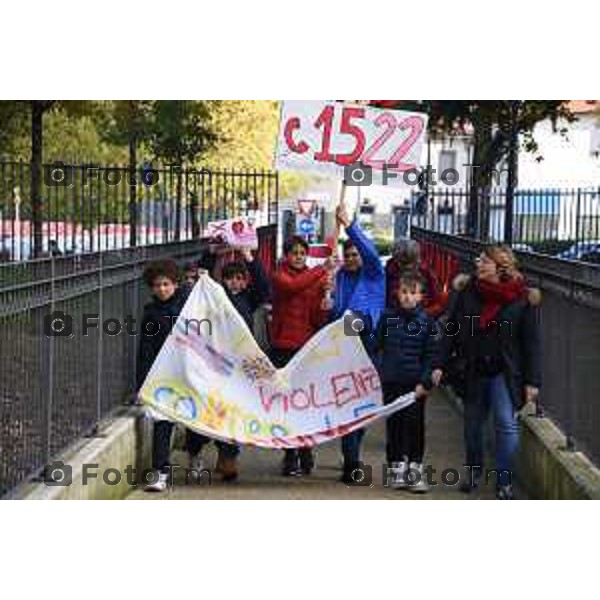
(330, 203, 386, 483)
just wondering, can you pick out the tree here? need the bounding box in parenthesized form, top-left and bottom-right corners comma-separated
(201, 100, 314, 202)
(0, 100, 114, 255)
(370, 100, 575, 239)
(100, 101, 154, 244)
(148, 101, 217, 239)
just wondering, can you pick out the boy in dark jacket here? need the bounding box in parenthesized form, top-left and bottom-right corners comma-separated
(221, 248, 271, 330)
(186, 247, 271, 481)
(137, 260, 206, 492)
(375, 272, 438, 493)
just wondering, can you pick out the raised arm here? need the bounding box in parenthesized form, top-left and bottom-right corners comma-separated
(337, 203, 383, 278)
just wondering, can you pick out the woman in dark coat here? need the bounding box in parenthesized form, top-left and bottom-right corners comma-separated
(432, 244, 542, 499)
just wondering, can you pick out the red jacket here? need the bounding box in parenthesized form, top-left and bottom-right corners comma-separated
(270, 263, 328, 350)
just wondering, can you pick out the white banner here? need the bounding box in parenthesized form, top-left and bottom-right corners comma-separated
(139, 276, 414, 448)
(276, 100, 428, 187)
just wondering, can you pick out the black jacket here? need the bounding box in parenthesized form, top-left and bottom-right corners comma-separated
(225, 258, 271, 330)
(435, 274, 542, 409)
(136, 287, 189, 390)
(374, 306, 438, 388)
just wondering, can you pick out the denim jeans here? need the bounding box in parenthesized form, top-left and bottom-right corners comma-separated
(341, 429, 365, 467)
(464, 374, 519, 487)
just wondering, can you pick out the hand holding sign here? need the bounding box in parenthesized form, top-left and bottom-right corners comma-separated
(336, 201, 351, 229)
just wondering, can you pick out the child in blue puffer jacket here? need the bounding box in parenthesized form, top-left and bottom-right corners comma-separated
(375, 272, 438, 493)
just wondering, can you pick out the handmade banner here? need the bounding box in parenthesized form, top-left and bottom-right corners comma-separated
(139, 276, 415, 448)
(206, 216, 258, 248)
(276, 100, 428, 187)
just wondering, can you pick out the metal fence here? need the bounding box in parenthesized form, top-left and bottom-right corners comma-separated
(0, 160, 279, 261)
(0, 222, 277, 498)
(411, 187, 600, 258)
(413, 226, 600, 468)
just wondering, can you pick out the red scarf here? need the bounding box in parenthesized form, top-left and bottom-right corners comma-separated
(476, 277, 526, 328)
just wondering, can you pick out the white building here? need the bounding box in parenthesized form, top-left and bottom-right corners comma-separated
(518, 101, 600, 188)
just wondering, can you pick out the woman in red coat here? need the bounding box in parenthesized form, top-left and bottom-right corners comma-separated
(270, 235, 333, 476)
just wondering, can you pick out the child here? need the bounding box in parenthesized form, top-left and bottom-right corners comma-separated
(183, 261, 200, 290)
(385, 239, 447, 318)
(137, 259, 206, 492)
(375, 273, 438, 493)
(186, 247, 271, 481)
(270, 235, 333, 476)
(222, 248, 271, 330)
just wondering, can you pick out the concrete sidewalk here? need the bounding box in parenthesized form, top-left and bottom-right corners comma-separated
(127, 393, 510, 500)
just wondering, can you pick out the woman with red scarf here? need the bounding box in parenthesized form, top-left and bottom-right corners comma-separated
(432, 245, 542, 499)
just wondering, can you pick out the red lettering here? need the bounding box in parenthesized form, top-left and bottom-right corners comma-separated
(360, 367, 381, 392)
(331, 372, 361, 407)
(284, 117, 309, 154)
(313, 104, 336, 162)
(310, 382, 335, 409)
(289, 388, 311, 411)
(335, 107, 366, 165)
(259, 387, 289, 413)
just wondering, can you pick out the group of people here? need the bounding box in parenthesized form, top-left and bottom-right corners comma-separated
(137, 204, 542, 500)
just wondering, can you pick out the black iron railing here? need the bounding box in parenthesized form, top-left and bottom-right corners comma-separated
(0, 160, 279, 261)
(411, 187, 600, 260)
(0, 222, 278, 498)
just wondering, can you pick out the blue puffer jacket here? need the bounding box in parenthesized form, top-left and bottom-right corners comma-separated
(332, 220, 386, 331)
(375, 306, 438, 388)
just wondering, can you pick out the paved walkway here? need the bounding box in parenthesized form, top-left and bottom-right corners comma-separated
(128, 393, 508, 500)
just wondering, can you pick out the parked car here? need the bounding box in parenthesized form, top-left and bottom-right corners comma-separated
(578, 250, 600, 265)
(557, 240, 600, 260)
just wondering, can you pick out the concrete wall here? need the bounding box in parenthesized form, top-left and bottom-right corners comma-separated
(15, 410, 152, 500)
(518, 410, 600, 500)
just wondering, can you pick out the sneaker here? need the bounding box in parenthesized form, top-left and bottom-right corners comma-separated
(406, 462, 430, 494)
(388, 462, 408, 489)
(144, 472, 169, 493)
(340, 461, 361, 484)
(298, 448, 315, 475)
(282, 450, 299, 476)
(496, 484, 514, 500)
(460, 467, 482, 494)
